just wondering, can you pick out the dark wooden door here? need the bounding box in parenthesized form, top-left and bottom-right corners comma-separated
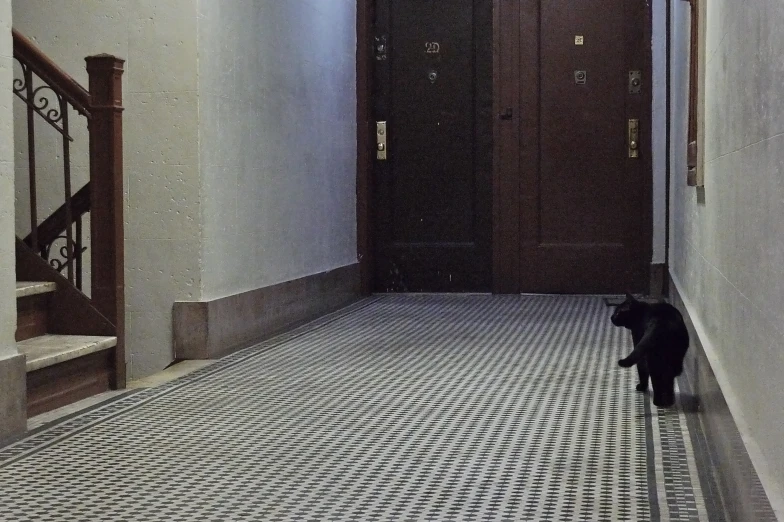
(496, 0, 653, 294)
(372, 0, 493, 292)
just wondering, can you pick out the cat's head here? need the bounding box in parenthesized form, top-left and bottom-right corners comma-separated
(610, 292, 644, 327)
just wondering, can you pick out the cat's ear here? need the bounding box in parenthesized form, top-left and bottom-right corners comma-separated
(625, 291, 636, 301)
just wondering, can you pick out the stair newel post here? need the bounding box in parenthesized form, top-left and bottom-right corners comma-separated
(85, 54, 125, 388)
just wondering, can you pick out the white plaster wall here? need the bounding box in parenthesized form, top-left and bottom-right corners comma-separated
(651, 0, 667, 264)
(669, 0, 690, 256)
(196, 0, 358, 300)
(11, 0, 358, 376)
(12, 0, 203, 378)
(0, 0, 17, 359)
(669, 0, 784, 503)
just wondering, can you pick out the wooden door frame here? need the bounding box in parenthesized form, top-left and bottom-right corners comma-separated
(356, 0, 654, 295)
(357, 0, 374, 294)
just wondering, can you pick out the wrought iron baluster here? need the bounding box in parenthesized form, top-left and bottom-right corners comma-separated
(14, 57, 85, 284)
(75, 215, 83, 291)
(61, 96, 74, 284)
(24, 64, 39, 253)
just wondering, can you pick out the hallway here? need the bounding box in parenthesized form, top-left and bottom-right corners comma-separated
(1, 296, 716, 521)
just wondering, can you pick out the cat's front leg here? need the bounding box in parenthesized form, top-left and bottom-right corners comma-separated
(636, 360, 649, 392)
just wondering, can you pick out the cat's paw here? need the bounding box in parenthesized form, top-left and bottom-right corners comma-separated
(653, 398, 675, 408)
(618, 358, 634, 368)
(635, 383, 648, 392)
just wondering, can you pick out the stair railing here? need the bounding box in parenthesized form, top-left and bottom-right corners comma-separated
(12, 29, 126, 385)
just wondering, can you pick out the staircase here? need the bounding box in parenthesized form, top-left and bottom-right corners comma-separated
(16, 281, 116, 417)
(11, 30, 125, 417)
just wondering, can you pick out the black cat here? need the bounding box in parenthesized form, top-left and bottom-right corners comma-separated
(611, 293, 689, 408)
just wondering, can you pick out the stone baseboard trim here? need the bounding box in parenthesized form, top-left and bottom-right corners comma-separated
(669, 273, 781, 521)
(174, 264, 361, 360)
(0, 353, 26, 445)
(650, 262, 667, 297)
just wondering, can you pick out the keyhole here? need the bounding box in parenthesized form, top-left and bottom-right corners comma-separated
(428, 71, 437, 83)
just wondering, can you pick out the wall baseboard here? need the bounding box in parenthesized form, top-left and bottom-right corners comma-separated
(669, 274, 780, 521)
(650, 262, 667, 297)
(0, 353, 26, 446)
(174, 264, 361, 360)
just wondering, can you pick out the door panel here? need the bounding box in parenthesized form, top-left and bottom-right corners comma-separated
(372, 0, 493, 292)
(513, 0, 652, 293)
(370, 0, 652, 294)
(540, 2, 627, 246)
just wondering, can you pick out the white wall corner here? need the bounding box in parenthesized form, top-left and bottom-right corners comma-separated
(651, 0, 667, 265)
(0, 0, 17, 358)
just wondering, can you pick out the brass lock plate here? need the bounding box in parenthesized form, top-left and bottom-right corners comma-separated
(376, 121, 387, 160)
(628, 118, 639, 158)
(628, 70, 641, 94)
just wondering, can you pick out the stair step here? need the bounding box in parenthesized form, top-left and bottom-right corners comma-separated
(15, 283, 54, 342)
(16, 281, 57, 298)
(17, 335, 117, 372)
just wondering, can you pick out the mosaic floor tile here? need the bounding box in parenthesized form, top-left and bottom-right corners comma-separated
(0, 295, 711, 521)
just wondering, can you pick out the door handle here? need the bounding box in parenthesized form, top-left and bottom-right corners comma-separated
(628, 118, 639, 158)
(376, 121, 387, 160)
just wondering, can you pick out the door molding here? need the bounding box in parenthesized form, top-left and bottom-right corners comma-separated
(492, 0, 522, 293)
(357, 0, 374, 294)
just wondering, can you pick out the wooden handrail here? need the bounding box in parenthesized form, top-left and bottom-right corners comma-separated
(22, 182, 91, 251)
(12, 29, 91, 118)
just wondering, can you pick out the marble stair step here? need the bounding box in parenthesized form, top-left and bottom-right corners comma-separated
(17, 335, 117, 372)
(15, 281, 57, 299)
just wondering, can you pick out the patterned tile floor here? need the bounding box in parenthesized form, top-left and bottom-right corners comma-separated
(1, 295, 718, 521)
